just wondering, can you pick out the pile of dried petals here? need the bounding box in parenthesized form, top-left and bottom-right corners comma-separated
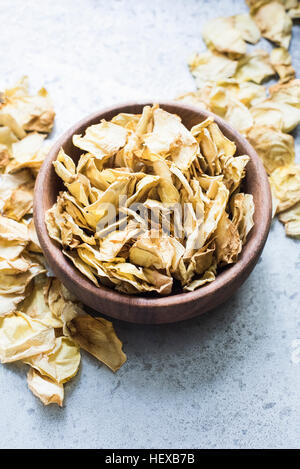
(46, 105, 254, 294)
(0, 77, 126, 406)
(177, 0, 300, 238)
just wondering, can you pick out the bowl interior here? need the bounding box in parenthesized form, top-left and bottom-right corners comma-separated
(34, 102, 272, 323)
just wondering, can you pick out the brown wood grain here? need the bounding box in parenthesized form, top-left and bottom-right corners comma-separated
(34, 102, 272, 324)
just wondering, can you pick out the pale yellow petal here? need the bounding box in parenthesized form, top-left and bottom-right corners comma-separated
(27, 368, 63, 407)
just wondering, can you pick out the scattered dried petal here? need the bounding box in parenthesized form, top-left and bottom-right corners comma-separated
(251, 1, 292, 48)
(69, 315, 126, 372)
(270, 47, 295, 83)
(188, 51, 238, 87)
(25, 337, 80, 384)
(27, 368, 64, 406)
(234, 49, 275, 84)
(202, 17, 246, 57)
(0, 312, 55, 363)
(278, 202, 300, 237)
(246, 126, 294, 174)
(269, 164, 300, 213)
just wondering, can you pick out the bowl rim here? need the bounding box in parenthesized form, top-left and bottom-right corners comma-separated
(34, 101, 272, 315)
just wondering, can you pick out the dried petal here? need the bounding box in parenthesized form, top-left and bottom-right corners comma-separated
(0, 294, 25, 317)
(278, 202, 300, 237)
(246, 126, 294, 174)
(216, 212, 242, 264)
(270, 47, 295, 83)
(188, 51, 238, 87)
(269, 164, 300, 213)
(27, 368, 64, 407)
(202, 17, 246, 57)
(69, 316, 126, 372)
(234, 49, 275, 84)
(8, 132, 47, 172)
(233, 13, 261, 44)
(73, 121, 128, 159)
(0, 313, 55, 363)
(231, 193, 255, 243)
(25, 337, 80, 384)
(0, 77, 55, 135)
(251, 1, 292, 48)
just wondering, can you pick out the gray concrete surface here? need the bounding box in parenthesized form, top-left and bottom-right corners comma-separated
(0, 0, 299, 449)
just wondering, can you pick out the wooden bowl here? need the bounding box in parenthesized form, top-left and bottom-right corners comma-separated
(34, 102, 272, 324)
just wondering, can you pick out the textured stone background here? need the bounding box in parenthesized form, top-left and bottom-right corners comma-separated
(0, 0, 299, 449)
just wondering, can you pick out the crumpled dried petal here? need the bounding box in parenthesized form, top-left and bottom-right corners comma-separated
(0, 170, 33, 210)
(45, 277, 84, 334)
(0, 293, 25, 317)
(63, 249, 99, 286)
(53, 148, 76, 183)
(0, 216, 29, 261)
(19, 275, 63, 328)
(230, 193, 255, 243)
(224, 98, 253, 133)
(234, 49, 275, 84)
(0, 215, 28, 242)
(209, 80, 266, 110)
(104, 260, 170, 294)
(0, 240, 27, 260)
(0, 126, 18, 169)
(184, 262, 217, 292)
(185, 241, 215, 281)
(233, 13, 261, 44)
(246, 126, 295, 174)
(27, 219, 42, 253)
(251, 1, 292, 48)
(269, 164, 300, 213)
(0, 146, 10, 170)
(143, 268, 173, 295)
(278, 202, 300, 238)
(2, 182, 34, 221)
(98, 223, 140, 262)
(7, 132, 47, 173)
(143, 108, 198, 170)
(152, 160, 180, 203)
(269, 79, 300, 107)
(111, 112, 141, 130)
(0, 260, 45, 295)
(73, 121, 128, 160)
(69, 315, 126, 372)
(27, 368, 64, 407)
(175, 85, 212, 110)
(202, 17, 246, 58)
(202, 181, 229, 243)
(25, 336, 80, 384)
(0, 76, 55, 135)
(220, 154, 250, 192)
(129, 232, 184, 274)
(0, 125, 18, 148)
(0, 312, 55, 363)
(270, 47, 295, 83)
(257, 80, 300, 132)
(188, 51, 238, 87)
(216, 211, 242, 264)
(250, 96, 300, 132)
